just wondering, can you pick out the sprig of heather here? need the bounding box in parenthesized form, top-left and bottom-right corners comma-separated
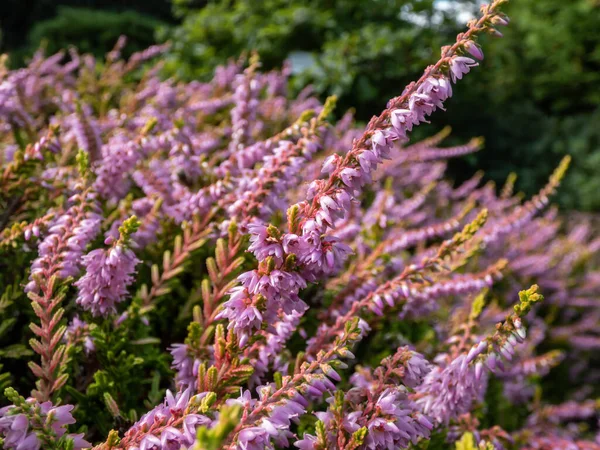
(71, 103, 102, 163)
(398, 259, 507, 319)
(450, 171, 486, 200)
(0, 210, 56, 250)
(228, 56, 262, 155)
(296, 348, 433, 450)
(25, 184, 102, 292)
(0, 388, 89, 450)
(414, 285, 543, 426)
(289, 0, 508, 237)
(123, 43, 171, 74)
(500, 171, 518, 199)
(399, 137, 484, 164)
(74, 216, 141, 316)
(478, 155, 571, 245)
(0, 76, 34, 134)
(403, 126, 452, 151)
(527, 399, 599, 428)
(23, 157, 102, 402)
(379, 201, 475, 255)
(221, 319, 363, 449)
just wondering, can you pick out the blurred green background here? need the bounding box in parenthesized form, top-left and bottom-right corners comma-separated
(1, 0, 599, 211)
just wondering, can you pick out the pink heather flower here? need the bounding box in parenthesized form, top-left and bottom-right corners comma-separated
(236, 427, 274, 450)
(94, 135, 145, 202)
(70, 109, 102, 162)
(415, 354, 485, 425)
(0, 400, 89, 450)
(449, 56, 478, 83)
(229, 72, 262, 153)
(169, 343, 201, 389)
(403, 351, 432, 389)
(228, 389, 308, 449)
(218, 268, 309, 343)
(75, 244, 140, 316)
(294, 433, 318, 449)
(247, 223, 284, 262)
(363, 390, 432, 449)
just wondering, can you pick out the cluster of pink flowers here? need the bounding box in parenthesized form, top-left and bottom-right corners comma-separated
(1, 2, 600, 449)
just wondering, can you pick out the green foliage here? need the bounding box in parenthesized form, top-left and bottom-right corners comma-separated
(0, 281, 34, 401)
(20, 7, 167, 65)
(482, 376, 530, 432)
(118, 216, 141, 247)
(66, 301, 172, 439)
(194, 404, 241, 450)
(481, 0, 600, 114)
(534, 109, 600, 211)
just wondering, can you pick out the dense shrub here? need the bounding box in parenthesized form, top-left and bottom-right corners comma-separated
(1, 1, 599, 449)
(0, 0, 174, 59)
(26, 7, 167, 63)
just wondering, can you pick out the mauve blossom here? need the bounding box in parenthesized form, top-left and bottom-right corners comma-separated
(169, 343, 202, 389)
(449, 56, 479, 83)
(75, 244, 140, 316)
(0, 400, 89, 450)
(124, 389, 212, 449)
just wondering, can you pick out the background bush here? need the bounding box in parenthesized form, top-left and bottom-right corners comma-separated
(0, 0, 174, 65)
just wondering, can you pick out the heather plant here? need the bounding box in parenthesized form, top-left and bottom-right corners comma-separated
(1, 2, 600, 449)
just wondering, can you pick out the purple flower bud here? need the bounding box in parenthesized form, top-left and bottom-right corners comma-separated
(464, 40, 484, 60)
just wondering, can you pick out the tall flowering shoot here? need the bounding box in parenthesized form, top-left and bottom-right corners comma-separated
(0, 3, 599, 450)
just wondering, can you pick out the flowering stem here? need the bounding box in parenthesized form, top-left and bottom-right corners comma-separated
(301, 0, 508, 223)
